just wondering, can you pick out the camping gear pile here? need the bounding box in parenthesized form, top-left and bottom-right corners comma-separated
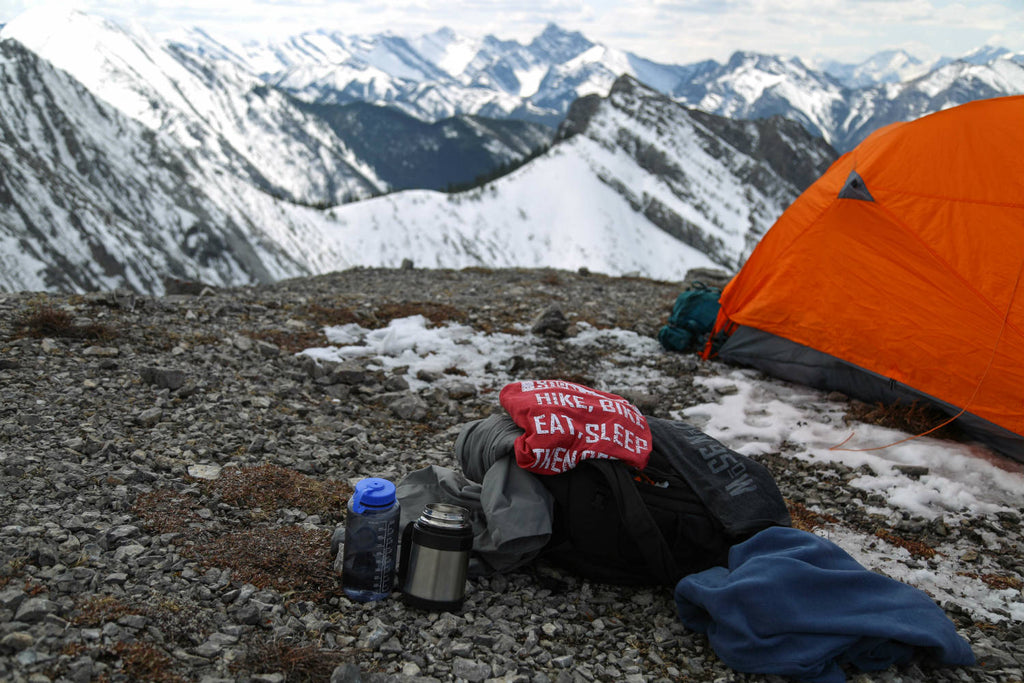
(393, 380, 976, 681)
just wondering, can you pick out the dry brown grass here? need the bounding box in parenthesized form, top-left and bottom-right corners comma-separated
(540, 272, 562, 286)
(957, 572, 1024, 591)
(12, 305, 118, 341)
(0, 557, 27, 590)
(132, 489, 205, 535)
(204, 463, 351, 524)
(108, 641, 186, 683)
(874, 528, 937, 559)
(231, 636, 351, 682)
(246, 328, 327, 354)
(132, 464, 349, 601)
(65, 595, 211, 682)
(845, 400, 962, 442)
(305, 303, 362, 327)
(186, 526, 338, 601)
(786, 499, 840, 532)
(71, 595, 138, 627)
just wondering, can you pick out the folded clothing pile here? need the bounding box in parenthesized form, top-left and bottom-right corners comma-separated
(674, 525, 976, 682)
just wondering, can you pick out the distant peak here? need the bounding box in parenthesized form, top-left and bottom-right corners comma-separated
(960, 45, 1011, 64)
(529, 22, 593, 62)
(725, 50, 769, 65)
(609, 73, 642, 95)
(428, 26, 457, 40)
(539, 22, 571, 37)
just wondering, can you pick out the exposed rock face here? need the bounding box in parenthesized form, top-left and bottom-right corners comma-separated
(555, 75, 837, 268)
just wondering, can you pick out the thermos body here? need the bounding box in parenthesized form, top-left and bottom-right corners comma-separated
(400, 503, 473, 611)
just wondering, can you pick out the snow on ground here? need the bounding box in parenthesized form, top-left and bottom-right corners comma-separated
(300, 315, 538, 391)
(301, 316, 1024, 624)
(681, 368, 1024, 624)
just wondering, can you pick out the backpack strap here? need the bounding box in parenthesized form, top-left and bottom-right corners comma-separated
(590, 460, 682, 586)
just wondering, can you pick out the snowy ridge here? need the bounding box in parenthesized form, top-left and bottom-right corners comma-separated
(0, 12, 831, 295)
(1, 7, 386, 206)
(312, 76, 835, 279)
(0, 38, 349, 293)
(174, 21, 692, 126)
(820, 49, 930, 88)
(314, 149, 720, 278)
(671, 48, 1024, 150)
(1, 5, 1020, 295)
(168, 19, 1024, 153)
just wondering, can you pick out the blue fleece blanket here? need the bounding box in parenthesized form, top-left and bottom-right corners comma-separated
(674, 526, 975, 683)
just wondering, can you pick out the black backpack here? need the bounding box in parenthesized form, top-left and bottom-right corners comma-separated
(537, 418, 791, 586)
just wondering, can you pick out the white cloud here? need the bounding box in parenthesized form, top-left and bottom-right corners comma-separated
(1, 0, 1021, 64)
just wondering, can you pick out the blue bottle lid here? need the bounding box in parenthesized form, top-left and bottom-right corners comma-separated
(351, 477, 396, 513)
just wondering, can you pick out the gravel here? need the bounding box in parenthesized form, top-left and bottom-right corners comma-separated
(0, 266, 1021, 682)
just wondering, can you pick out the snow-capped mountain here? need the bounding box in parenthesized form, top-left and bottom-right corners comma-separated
(0, 12, 834, 295)
(175, 23, 698, 127)
(670, 52, 847, 146)
(174, 21, 1024, 154)
(667, 49, 1024, 150)
(2, 5, 1019, 296)
(0, 38, 346, 293)
(311, 76, 835, 276)
(833, 56, 1024, 151)
(1, 7, 386, 207)
(957, 46, 1023, 66)
(820, 49, 930, 88)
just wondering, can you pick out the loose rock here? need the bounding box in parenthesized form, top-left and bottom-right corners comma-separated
(0, 267, 1016, 683)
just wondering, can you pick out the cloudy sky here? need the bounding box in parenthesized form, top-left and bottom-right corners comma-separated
(0, 0, 1021, 65)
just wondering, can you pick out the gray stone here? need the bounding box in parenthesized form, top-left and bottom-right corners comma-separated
(139, 366, 187, 390)
(452, 657, 491, 682)
(136, 407, 163, 426)
(0, 631, 33, 653)
(530, 306, 569, 337)
(0, 588, 26, 611)
(112, 544, 146, 562)
(330, 663, 362, 683)
(82, 346, 119, 357)
(389, 394, 429, 421)
(446, 380, 477, 399)
(415, 369, 443, 382)
(14, 598, 59, 623)
(256, 340, 280, 357)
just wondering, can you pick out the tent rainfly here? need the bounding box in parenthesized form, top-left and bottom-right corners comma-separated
(705, 95, 1024, 461)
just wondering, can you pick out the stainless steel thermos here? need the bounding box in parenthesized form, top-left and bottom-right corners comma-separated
(340, 478, 400, 602)
(399, 503, 473, 611)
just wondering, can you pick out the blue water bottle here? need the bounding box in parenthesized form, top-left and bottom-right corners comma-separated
(341, 478, 400, 602)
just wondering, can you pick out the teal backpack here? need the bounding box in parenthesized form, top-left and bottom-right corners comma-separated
(658, 282, 722, 353)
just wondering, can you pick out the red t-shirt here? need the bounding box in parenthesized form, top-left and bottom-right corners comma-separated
(499, 380, 652, 475)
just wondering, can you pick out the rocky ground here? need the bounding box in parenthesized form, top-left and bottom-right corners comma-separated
(0, 266, 1021, 683)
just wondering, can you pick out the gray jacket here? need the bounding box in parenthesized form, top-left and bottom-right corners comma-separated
(396, 413, 553, 576)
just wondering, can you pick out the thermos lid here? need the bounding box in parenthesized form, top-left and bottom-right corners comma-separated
(419, 502, 470, 529)
(352, 477, 396, 512)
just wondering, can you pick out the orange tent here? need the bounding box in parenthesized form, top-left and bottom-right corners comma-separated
(706, 95, 1024, 460)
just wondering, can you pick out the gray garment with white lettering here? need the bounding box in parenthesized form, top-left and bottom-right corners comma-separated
(396, 413, 553, 576)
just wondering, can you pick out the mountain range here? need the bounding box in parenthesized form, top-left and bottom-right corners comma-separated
(173, 20, 1024, 152)
(1, 7, 1022, 294)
